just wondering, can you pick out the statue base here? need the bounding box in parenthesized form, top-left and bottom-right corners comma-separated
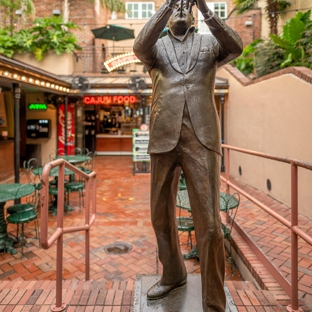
(133, 274, 238, 312)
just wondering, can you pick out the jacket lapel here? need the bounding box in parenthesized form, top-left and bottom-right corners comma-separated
(161, 36, 183, 74)
(186, 34, 201, 73)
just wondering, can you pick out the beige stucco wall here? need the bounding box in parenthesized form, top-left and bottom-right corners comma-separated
(26, 93, 57, 165)
(13, 52, 76, 76)
(217, 66, 312, 218)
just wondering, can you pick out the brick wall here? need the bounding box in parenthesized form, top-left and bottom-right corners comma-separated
(3, 0, 262, 73)
(143, 0, 262, 47)
(226, 9, 262, 46)
(30, 0, 109, 73)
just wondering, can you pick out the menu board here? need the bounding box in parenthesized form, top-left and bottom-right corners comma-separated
(132, 128, 150, 162)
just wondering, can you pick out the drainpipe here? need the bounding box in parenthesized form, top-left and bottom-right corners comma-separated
(221, 94, 225, 172)
(13, 83, 21, 184)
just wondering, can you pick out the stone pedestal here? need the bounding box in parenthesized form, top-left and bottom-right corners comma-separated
(133, 274, 237, 312)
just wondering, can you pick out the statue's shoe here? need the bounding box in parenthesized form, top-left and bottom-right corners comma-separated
(147, 275, 187, 300)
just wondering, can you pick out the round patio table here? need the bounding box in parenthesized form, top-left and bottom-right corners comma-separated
(56, 155, 90, 165)
(32, 166, 74, 177)
(0, 183, 35, 254)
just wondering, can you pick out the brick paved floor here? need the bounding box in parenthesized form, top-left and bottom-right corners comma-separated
(220, 177, 312, 308)
(0, 156, 311, 311)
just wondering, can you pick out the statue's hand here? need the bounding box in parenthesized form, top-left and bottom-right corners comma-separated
(166, 0, 179, 9)
(195, 0, 209, 14)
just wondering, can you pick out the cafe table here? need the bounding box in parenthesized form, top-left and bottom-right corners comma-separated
(0, 183, 35, 254)
(55, 155, 90, 165)
(32, 166, 74, 177)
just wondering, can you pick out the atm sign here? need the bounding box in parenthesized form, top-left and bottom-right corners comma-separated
(28, 103, 48, 110)
(83, 95, 137, 105)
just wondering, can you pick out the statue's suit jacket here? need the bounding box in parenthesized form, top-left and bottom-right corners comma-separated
(133, 3, 243, 155)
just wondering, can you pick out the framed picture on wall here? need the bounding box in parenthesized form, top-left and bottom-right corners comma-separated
(0, 93, 7, 127)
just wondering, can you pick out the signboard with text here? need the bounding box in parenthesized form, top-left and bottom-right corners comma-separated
(83, 95, 137, 105)
(132, 128, 150, 162)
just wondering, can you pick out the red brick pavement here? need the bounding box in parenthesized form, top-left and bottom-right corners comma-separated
(220, 177, 312, 311)
(0, 156, 311, 311)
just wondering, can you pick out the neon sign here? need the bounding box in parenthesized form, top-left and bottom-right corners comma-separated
(28, 103, 47, 110)
(83, 95, 137, 105)
(103, 52, 140, 72)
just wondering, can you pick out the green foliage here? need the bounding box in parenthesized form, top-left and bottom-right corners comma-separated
(0, 0, 35, 32)
(254, 40, 286, 77)
(269, 10, 312, 68)
(0, 16, 82, 61)
(87, 0, 126, 13)
(231, 10, 312, 77)
(231, 39, 263, 76)
(297, 20, 312, 66)
(0, 29, 17, 57)
(233, 0, 257, 15)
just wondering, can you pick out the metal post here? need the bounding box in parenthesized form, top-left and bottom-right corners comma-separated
(220, 95, 225, 172)
(141, 96, 146, 124)
(287, 163, 300, 312)
(13, 83, 21, 184)
(225, 147, 230, 194)
(64, 96, 68, 155)
(85, 177, 90, 281)
(52, 162, 66, 312)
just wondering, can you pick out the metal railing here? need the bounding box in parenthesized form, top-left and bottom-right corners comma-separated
(40, 158, 96, 312)
(222, 144, 312, 312)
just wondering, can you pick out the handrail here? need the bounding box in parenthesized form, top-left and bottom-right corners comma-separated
(221, 144, 312, 312)
(40, 158, 96, 312)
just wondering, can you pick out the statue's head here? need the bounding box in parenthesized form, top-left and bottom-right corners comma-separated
(168, 0, 194, 35)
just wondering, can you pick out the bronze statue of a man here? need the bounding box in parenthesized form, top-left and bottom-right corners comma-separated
(133, 0, 242, 310)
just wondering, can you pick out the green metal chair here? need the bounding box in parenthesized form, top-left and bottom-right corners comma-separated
(178, 171, 187, 190)
(176, 191, 195, 251)
(6, 185, 39, 257)
(25, 158, 42, 196)
(65, 177, 85, 212)
(219, 192, 240, 274)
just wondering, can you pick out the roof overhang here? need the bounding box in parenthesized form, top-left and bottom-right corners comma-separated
(0, 55, 71, 94)
(60, 74, 229, 96)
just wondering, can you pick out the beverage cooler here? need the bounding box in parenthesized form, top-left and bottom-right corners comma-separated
(57, 104, 76, 154)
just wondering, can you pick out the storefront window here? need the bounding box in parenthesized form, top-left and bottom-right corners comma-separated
(83, 95, 151, 136)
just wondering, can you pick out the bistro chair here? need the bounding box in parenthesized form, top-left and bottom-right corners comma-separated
(82, 151, 96, 174)
(178, 171, 187, 190)
(74, 147, 82, 155)
(219, 192, 240, 274)
(65, 179, 85, 212)
(6, 184, 39, 257)
(25, 158, 42, 196)
(57, 148, 66, 156)
(176, 191, 195, 251)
